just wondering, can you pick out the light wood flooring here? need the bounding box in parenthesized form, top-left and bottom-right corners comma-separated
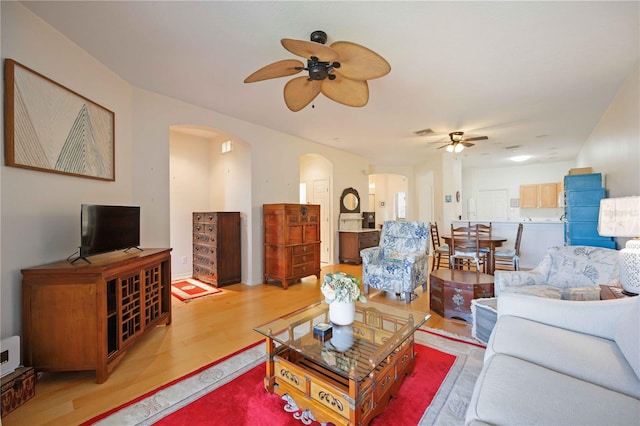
(4, 263, 472, 426)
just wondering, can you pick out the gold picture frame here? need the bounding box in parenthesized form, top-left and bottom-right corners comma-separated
(4, 59, 115, 181)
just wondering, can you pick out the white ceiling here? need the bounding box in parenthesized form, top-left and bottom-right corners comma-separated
(22, 1, 639, 169)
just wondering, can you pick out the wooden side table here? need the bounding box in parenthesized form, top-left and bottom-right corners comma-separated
(600, 285, 627, 300)
(430, 269, 494, 322)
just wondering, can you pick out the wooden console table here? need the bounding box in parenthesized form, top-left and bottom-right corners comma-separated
(599, 284, 632, 300)
(21, 248, 172, 383)
(430, 269, 494, 322)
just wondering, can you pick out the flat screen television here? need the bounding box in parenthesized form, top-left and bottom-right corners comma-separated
(80, 204, 140, 258)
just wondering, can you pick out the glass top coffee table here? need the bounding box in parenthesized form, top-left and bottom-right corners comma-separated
(254, 300, 430, 425)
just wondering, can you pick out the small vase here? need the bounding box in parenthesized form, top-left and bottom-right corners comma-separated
(329, 301, 355, 325)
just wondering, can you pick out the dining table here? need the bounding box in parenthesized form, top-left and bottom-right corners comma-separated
(441, 234, 507, 275)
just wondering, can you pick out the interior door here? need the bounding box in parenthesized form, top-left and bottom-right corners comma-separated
(477, 189, 508, 221)
(313, 179, 331, 264)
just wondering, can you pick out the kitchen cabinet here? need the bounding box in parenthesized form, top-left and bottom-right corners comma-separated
(520, 182, 562, 208)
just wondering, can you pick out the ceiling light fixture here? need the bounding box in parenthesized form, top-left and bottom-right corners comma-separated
(447, 142, 464, 153)
(510, 155, 531, 162)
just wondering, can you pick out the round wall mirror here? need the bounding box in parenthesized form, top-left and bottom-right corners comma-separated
(340, 188, 361, 213)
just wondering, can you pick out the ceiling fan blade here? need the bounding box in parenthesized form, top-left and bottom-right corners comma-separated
(462, 142, 475, 148)
(437, 144, 450, 150)
(428, 137, 450, 145)
(462, 136, 488, 142)
(244, 59, 304, 83)
(330, 41, 391, 81)
(321, 76, 369, 107)
(281, 38, 339, 62)
(283, 76, 322, 111)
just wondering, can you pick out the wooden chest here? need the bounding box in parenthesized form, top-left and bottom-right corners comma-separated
(193, 212, 241, 287)
(1, 367, 35, 417)
(429, 269, 494, 323)
(263, 204, 321, 289)
(338, 230, 380, 264)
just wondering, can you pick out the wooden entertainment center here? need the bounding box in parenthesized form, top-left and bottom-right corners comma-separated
(21, 248, 172, 383)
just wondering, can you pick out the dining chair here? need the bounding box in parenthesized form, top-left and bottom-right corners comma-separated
(449, 224, 487, 272)
(494, 223, 524, 271)
(430, 222, 450, 271)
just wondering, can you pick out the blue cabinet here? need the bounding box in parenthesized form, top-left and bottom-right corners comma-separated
(563, 173, 615, 248)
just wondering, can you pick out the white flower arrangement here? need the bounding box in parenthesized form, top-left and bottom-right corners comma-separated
(321, 272, 367, 304)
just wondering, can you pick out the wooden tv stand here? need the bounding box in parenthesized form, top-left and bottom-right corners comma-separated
(21, 248, 172, 383)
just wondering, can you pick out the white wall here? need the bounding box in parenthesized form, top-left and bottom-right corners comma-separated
(369, 173, 410, 225)
(169, 130, 213, 279)
(133, 88, 370, 285)
(1, 3, 134, 337)
(578, 64, 640, 198)
(463, 160, 574, 221)
(0, 3, 372, 339)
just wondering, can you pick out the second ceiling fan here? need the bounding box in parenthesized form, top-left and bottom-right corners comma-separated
(244, 30, 391, 111)
(437, 131, 488, 152)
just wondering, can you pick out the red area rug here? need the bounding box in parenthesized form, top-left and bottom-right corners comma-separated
(82, 329, 485, 425)
(170, 279, 222, 302)
(155, 343, 455, 426)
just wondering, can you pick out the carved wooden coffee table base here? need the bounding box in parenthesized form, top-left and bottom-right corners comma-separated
(255, 301, 429, 426)
(265, 335, 416, 426)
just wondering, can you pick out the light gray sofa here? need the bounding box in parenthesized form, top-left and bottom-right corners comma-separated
(466, 294, 640, 425)
(494, 245, 620, 300)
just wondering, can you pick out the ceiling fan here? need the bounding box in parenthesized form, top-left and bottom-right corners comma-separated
(436, 131, 488, 153)
(244, 30, 391, 112)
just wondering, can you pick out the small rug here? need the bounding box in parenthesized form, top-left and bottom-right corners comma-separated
(83, 328, 485, 425)
(170, 279, 222, 302)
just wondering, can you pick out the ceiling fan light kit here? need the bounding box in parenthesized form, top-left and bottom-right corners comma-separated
(244, 30, 390, 111)
(446, 143, 464, 153)
(436, 131, 488, 152)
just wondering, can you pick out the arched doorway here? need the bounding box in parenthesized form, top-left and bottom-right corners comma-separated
(169, 125, 252, 283)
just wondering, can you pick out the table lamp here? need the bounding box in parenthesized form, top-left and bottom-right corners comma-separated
(598, 196, 640, 295)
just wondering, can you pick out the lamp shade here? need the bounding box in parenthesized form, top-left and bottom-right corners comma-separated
(598, 196, 639, 237)
(598, 196, 640, 295)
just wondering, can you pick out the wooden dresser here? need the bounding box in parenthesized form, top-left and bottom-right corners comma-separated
(263, 204, 321, 289)
(338, 230, 380, 264)
(193, 212, 241, 287)
(21, 248, 172, 383)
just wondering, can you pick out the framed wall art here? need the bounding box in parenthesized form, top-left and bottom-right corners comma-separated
(4, 59, 115, 181)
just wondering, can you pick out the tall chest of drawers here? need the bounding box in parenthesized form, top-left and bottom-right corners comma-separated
(263, 204, 321, 289)
(193, 212, 241, 287)
(563, 173, 614, 248)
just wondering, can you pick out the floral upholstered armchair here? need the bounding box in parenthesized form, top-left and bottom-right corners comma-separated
(494, 245, 620, 300)
(360, 221, 429, 302)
